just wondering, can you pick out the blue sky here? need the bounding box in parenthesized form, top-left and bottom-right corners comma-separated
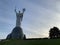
(0, 0, 60, 39)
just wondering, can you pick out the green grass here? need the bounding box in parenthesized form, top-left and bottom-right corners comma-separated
(0, 39, 60, 45)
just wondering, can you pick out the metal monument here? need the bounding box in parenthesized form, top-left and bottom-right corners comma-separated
(6, 8, 26, 39)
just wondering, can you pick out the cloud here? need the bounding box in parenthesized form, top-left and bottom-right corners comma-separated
(0, 32, 8, 39)
(0, 16, 15, 25)
(21, 0, 60, 38)
(0, 0, 60, 39)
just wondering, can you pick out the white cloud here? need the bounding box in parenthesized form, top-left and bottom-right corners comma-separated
(21, 0, 60, 38)
(0, 0, 60, 39)
(0, 32, 8, 39)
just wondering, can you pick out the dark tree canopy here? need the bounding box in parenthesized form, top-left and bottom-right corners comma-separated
(23, 34, 26, 40)
(49, 27, 60, 39)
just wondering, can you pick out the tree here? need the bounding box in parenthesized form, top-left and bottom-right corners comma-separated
(49, 27, 60, 39)
(23, 34, 26, 40)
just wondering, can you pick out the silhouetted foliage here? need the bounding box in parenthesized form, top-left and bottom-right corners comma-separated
(49, 27, 60, 39)
(42, 38, 48, 39)
(6, 33, 12, 39)
(23, 34, 26, 40)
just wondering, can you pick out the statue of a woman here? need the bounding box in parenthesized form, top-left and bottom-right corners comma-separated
(15, 8, 25, 27)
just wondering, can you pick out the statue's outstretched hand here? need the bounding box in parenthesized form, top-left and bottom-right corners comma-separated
(15, 9, 17, 13)
(23, 8, 26, 13)
(15, 9, 16, 12)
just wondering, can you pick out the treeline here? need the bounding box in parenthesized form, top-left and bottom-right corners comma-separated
(24, 26, 60, 40)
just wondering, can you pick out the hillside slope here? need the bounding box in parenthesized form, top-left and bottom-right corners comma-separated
(0, 39, 60, 45)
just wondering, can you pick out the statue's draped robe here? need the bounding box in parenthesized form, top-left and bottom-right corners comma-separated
(16, 13, 23, 27)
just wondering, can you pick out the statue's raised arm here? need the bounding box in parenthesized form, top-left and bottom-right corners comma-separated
(15, 8, 17, 13)
(22, 8, 26, 14)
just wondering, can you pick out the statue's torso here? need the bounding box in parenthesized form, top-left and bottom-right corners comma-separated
(16, 13, 23, 19)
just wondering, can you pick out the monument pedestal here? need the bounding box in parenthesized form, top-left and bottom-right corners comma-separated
(6, 27, 24, 39)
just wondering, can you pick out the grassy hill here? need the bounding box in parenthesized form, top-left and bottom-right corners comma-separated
(0, 39, 60, 45)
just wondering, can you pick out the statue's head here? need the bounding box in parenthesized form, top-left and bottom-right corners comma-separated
(19, 11, 20, 13)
